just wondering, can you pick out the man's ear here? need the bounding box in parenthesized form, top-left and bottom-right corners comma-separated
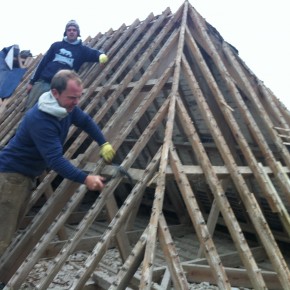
(51, 88, 59, 98)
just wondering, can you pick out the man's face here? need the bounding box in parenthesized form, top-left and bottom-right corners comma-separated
(52, 79, 83, 112)
(66, 26, 78, 42)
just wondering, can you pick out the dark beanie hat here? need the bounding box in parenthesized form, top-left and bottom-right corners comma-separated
(1, 44, 20, 57)
(64, 20, 80, 37)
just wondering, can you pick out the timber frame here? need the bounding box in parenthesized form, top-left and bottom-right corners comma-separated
(1, 1, 290, 289)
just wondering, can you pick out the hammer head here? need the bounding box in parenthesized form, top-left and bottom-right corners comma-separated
(105, 163, 133, 186)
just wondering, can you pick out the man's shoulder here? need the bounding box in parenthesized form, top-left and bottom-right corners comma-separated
(71, 106, 85, 116)
(49, 39, 75, 49)
(71, 106, 88, 122)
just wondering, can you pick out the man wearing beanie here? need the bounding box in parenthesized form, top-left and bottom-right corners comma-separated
(25, 20, 108, 110)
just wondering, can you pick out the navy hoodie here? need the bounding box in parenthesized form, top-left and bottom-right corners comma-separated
(30, 39, 102, 84)
(0, 93, 106, 183)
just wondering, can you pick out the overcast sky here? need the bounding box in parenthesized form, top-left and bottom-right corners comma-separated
(1, 0, 289, 109)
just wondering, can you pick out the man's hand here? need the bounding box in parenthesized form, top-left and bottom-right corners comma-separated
(99, 53, 108, 64)
(85, 175, 105, 191)
(100, 142, 115, 163)
(26, 83, 33, 94)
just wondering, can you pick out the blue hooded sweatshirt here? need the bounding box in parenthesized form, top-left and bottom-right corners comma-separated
(0, 91, 106, 183)
(29, 38, 102, 85)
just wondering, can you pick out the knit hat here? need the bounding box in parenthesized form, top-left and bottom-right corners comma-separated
(64, 20, 80, 37)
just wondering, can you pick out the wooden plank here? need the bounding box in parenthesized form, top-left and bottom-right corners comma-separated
(41, 224, 193, 258)
(107, 227, 148, 290)
(158, 214, 190, 289)
(0, 99, 7, 116)
(40, 172, 68, 240)
(258, 163, 290, 236)
(140, 96, 175, 289)
(197, 178, 230, 258)
(105, 195, 132, 261)
(169, 143, 230, 289)
(183, 264, 282, 290)
(188, 247, 267, 268)
(165, 181, 191, 224)
(160, 268, 171, 290)
(175, 94, 267, 288)
(83, 164, 290, 183)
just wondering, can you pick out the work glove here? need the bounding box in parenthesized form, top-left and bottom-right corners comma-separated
(99, 53, 108, 64)
(100, 142, 115, 163)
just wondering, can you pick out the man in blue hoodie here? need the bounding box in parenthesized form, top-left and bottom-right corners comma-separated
(25, 20, 108, 110)
(0, 69, 115, 257)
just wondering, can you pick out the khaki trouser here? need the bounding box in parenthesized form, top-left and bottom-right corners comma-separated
(0, 173, 33, 257)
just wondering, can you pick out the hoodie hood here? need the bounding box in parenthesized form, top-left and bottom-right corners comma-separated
(63, 36, 81, 45)
(38, 91, 68, 119)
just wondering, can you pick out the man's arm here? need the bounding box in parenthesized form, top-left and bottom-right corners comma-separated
(71, 108, 115, 163)
(27, 44, 56, 89)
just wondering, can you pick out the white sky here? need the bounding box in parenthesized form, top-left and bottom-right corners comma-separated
(1, 0, 289, 109)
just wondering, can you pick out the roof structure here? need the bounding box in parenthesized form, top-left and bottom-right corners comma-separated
(1, 1, 290, 289)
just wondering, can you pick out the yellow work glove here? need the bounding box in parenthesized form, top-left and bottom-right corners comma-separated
(99, 53, 108, 64)
(100, 142, 115, 163)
